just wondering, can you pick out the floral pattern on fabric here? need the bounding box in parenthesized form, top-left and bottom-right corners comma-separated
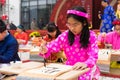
(100, 5, 116, 33)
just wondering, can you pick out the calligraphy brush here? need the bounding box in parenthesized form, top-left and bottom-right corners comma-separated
(44, 58, 46, 67)
(41, 39, 47, 67)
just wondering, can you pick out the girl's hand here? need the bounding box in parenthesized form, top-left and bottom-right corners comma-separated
(39, 39, 48, 54)
(72, 62, 87, 70)
(101, 32, 106, 37)
(17, 39, 25, 44)
(39, 44, 48, 54)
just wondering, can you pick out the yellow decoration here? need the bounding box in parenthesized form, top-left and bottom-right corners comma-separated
(110, 61, 120, 69)
(14, 32, 18, 37)
(29, 31, 41, 37)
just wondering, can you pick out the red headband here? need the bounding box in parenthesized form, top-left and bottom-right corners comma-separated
(112, 19, 120, 25)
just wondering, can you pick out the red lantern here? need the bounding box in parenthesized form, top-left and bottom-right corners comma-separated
(1, 14, 8, 20)
(0, 0, 6, 6)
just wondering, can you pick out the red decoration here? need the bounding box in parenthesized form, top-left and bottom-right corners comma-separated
(112, 19, 120, 25)
(0, 0, 6, 6)
(1, 14, 8, 20)
(50, 0, 92, 30)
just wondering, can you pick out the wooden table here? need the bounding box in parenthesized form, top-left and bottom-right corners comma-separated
(101, 68, 120, 78)
(18, 45, 42, 62)
(97, 49, 111, 72)
(97, 49, 120, 78)
(16, 66, 89, 80)
(0, 64, 10, 68)
(99, 50, 120, 78)
(0, 62, 89, 80)
(2, 70, 90, 80)
(0, 61, 43, 75)
(110, 50, 120, 61)
(3, 76, 16, 80)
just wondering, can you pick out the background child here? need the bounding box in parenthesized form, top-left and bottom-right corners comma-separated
(14, 25, 29, 45)
(43, 22, 66, 63)
(98, 19, 120, 49)
(43, 22, 61, 42)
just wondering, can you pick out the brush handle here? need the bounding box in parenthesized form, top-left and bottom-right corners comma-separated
(44, 58, 46, 67)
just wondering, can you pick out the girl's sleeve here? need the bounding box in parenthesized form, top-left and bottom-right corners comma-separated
(97, 33, 105, 43)
(104, 32, 113, 44)
(85, 32, 99, 68)
(39, 34, 64, 58)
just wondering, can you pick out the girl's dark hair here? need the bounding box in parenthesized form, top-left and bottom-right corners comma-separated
(67, 6, 90, 48)
(46, 22, 61, 39)
(102, 0, 109, 4)
(0, 19, 6, 33)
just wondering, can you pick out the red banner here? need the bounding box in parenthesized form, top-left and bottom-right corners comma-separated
(50, 0, 93, 30)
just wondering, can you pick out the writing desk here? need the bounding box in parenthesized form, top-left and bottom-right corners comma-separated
(110, 50, 120, 61)
(0, 62, 89, 80)
(16, 66, 89, 80)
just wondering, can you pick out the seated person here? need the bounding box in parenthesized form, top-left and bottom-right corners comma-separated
(106, 19, 120, 49)
(97, 32, 106, 48)
(0, 19, 20, 63)
(43, 22, 61, 41)
(107, 19, 120, 64)
(98, 19, 120, 65)
(43, 22, 66, 63)
(14, 25, 29, 45)
(98, 19, 120, 49)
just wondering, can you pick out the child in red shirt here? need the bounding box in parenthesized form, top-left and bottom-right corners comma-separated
(14, 25, 29, 45)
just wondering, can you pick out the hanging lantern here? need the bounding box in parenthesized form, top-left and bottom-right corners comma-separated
(0, 0, 6, 6)
(1, 14, 8, 20)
